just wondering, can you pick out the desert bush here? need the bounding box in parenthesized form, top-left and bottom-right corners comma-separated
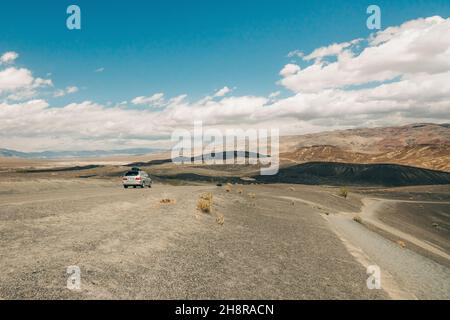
(197, 192, 213, 213)
(216, 213, 224, 225)
(353, 215, 362, 224)
(225, 183, 232, 192)
(248, 192, 256, 199)
(200, 192, 212, 201)
(397, 240, 406, 248)
(160, 198, 175, 204)
(339, 187, 348, 198)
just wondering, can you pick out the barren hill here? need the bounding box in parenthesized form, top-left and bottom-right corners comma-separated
(281, 124, 450, 172)
(256, 162, 450, 187)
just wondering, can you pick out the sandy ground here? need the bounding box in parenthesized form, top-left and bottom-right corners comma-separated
(0, 179, 388, 299)
(361, 199, 450, 262)
(0, 175, 449, 299)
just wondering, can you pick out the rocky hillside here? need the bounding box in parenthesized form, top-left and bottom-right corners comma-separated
(280, 124, 450, 172)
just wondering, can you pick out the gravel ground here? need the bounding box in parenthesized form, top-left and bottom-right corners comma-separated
(0, 179, 388, 299)
(328, 214, 450, 299)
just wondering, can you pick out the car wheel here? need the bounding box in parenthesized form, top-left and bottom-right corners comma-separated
(124, 185, 128, 189)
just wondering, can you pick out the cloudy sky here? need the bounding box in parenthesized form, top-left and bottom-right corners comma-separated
(0, 0, 449, 151)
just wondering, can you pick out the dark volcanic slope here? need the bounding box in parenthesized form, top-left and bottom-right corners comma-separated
(255, 162, 450, 187)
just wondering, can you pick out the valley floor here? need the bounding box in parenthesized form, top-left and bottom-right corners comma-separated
(0, 178, 449, 299)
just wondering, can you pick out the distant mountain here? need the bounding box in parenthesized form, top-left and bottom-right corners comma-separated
(280, 123, 450, 172)
(281, 123, 450, 153)
(126, 151, 268, 167)
(0, 148, 164, 159)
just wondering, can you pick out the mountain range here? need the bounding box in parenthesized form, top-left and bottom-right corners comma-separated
(280, 123, 450, 172)
(1, 123, 449, 172)
(0, 148, 164, 159)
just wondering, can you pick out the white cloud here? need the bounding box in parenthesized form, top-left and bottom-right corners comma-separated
(303, 39, 363, 62)
(279, 64, 301, 77)
(214, 86, 232, 97)
(0, 51, 19, 64)
(0, 51, 52, 100)
(1, 16, 450, 151)
(168, 94, 187, 105)
(268, 91, 281, 99)
(131, 93, 165, 106)
(67, 86, 78, 94)
(279, 16, 450, 93)
(53, 86, 79, 98)
(0, 67, 52, 99)
(95, 67, 105, 73)
(287, 50, 304, 58)
(0, 67, 34, 92)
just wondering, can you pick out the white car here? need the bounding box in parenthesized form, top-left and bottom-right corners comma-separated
(122, 169, 152, 189)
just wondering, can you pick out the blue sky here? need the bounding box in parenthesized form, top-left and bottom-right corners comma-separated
(1, 0, 449, 106)
(1, 1, 449, 151)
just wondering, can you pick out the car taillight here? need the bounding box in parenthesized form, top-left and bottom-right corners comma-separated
(135, 177, 141, 180)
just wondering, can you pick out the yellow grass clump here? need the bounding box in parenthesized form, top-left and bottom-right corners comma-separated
(160, 198, 175, 205)
(339, 187, 348, 198)
(216, 213, 225, 225)
(353, 215, 362, 224)
(197, 192, 213, 213)
(397, 240, 406, 248)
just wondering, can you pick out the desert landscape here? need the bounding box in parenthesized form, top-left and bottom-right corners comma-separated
(1, 123, 449, 300)
(1, 1, 450, 309)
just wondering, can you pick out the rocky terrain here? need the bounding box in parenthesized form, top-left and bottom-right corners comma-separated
(280, 123, 450, 172)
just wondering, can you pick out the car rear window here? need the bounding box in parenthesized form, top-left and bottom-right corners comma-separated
(125, 171, 139, 176)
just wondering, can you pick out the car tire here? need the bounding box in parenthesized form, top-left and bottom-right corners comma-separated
(124, 185, 128, 189)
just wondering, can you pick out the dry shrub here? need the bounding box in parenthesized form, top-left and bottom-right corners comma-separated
(339, 187, 348, 198)
(160, 198, 175, 205)
(397, 240, 406, 248)
(353, 215, 362, 224)
(216, 213, 225, 225)
(237, 188, 243, 194)
(197, 192, 213, 213)
(289, 187, 295, 191)
(225, 184, 232, 193)
(200, 192, 212, 201)
(248, 192, 256, 199)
